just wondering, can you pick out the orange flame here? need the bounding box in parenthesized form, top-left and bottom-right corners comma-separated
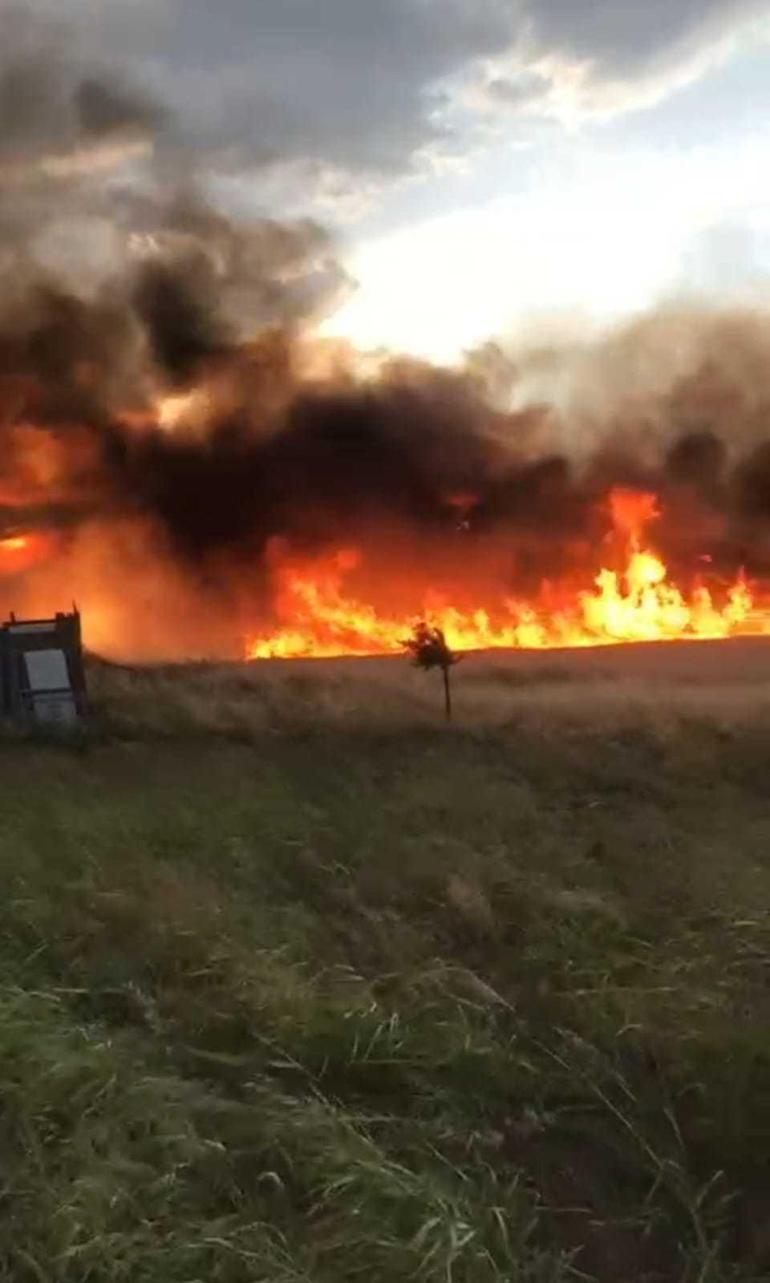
(0, 532, 52, 573)
(246, 490, 765, 660)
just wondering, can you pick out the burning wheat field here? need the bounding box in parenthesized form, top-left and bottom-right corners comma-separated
(7, 281, 770, 667)
(2, 44, 770, 667)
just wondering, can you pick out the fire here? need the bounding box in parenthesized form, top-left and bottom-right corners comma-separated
(607, 488, 660, 537)
(0, 532, 52, 574)
(246, 489, 765, 660)
(157, 389, 211, 432)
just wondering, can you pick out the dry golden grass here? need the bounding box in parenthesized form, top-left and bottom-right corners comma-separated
(88, 635, 770, 739)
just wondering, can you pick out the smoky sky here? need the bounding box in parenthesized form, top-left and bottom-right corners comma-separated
(10, 0, 770, 194)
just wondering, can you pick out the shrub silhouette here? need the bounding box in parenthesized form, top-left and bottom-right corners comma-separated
(403, 622, 460, 720)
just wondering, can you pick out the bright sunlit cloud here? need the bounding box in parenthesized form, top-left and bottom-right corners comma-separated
(322, 133, 770, 364)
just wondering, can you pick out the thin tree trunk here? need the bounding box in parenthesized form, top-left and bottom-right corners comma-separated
(443, 665, 452, 721)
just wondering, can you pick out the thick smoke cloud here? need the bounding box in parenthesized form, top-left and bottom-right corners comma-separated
(7, 264, 770, 589)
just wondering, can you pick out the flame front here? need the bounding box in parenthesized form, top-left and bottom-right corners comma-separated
(246, 489, 764, 660)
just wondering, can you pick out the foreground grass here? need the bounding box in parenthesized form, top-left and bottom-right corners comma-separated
(1, 649, 769, 1281)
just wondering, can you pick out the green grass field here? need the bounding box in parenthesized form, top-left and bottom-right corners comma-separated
(2, 641, 770, 1282)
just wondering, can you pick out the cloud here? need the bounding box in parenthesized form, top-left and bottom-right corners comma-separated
(525, 0, 764, 77)
(138, 0, 524, 205)
(114, 1, 770, 169)
(4, 0, 770, 212)
(0, 4, 164, 184)
(0, 0, 512, 213)
(0, 3, 352, 357)
(468, 0, 770, 124)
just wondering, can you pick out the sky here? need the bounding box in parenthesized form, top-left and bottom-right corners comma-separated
(9, 0, 770, 363)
